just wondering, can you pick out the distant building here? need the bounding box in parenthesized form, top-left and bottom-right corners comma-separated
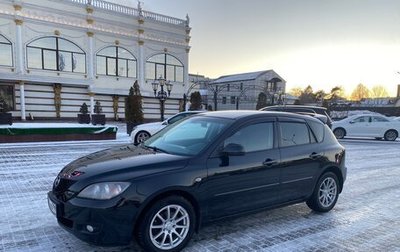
(0, 0, 191, 121)
(207, 70, 286, 111)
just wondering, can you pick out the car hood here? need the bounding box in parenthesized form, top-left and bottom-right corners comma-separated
(136, 121, 164, 130)
(58, 144, 190, 191)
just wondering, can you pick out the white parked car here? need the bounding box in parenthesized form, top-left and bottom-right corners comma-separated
(332, 114, 400, 141)
(131, 111, 201, 143)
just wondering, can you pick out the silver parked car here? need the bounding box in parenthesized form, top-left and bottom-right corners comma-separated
(332, 114, 400, 141)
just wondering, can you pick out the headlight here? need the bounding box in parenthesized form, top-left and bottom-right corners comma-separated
(77, 182, 130, 200)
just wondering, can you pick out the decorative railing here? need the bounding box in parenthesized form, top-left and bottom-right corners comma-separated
(68, 0, 187, 26)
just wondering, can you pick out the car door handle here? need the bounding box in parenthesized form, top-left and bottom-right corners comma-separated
(309, 152, 322, 159)
(263, 159, 278, 167)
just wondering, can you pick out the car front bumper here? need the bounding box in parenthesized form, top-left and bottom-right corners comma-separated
(47, 191, 139, 246)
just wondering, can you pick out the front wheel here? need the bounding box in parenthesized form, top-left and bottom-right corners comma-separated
(384, 130, 398, 141)
(135, 131, 150, 143)
(136, 196, 195, 252)
(307, 172, 339, 212)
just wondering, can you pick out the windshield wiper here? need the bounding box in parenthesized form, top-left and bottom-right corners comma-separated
(143, 144, 169, 154)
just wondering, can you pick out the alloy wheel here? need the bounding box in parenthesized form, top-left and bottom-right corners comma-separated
(318, 177, 337, 208)
(136, 132, 150, 143)
(149, 204, 190, 250)
(333, 128, 345, 139)
(384, 130, 397, 141)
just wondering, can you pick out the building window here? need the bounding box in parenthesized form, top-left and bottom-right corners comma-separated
(146, 53, 184, 82)
(227, 84, 230, 91)
(0, 34, 13, 67)
(27, 36, 85, 73)
(0, 85, 14, 111)
(230, 96, 236, 104)
(222, 97, 227, 104)
(96, 46, 137, 77)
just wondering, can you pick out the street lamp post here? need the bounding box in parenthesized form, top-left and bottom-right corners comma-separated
(152, 76, 173, 121)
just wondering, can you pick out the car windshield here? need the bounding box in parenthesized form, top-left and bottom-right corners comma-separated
(144, 116, 232, 156)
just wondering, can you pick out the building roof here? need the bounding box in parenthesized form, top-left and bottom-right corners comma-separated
(210, 70, 282, 84)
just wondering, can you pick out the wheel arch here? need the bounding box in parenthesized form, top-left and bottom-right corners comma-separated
(319, 166, 344, 193)
(134, 189, 201, 234)
(384, 129, 398, 138)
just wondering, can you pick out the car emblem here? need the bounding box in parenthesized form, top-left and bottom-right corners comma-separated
(54, 176, 61, 187)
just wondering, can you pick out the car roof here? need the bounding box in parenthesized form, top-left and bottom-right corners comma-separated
(197, 110, 323, 123)
(176, 111, 203, 115)
(261, 105, 327, 112)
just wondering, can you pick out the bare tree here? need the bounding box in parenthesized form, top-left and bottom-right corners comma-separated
(288, 87, 303, 97)
(350, 83, 370, 101)
(371, 85, 389, 98)
(298, 85, 316, 104)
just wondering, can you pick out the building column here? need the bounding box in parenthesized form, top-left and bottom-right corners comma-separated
(53, 84, 62, 118)
(19, 81, 26, 121)
(89, 92, 95, 115)
(138, 40, 145, 87)
(87, 32, 94, 79)
(15, 19, 25, 74)
(183, 48, 190, 111)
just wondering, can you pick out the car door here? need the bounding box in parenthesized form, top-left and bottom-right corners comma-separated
(205, 118, 281, 220)
(278, 117, 324, 202)
(369, 116, 391, 136)
(346, 115, 371, 136)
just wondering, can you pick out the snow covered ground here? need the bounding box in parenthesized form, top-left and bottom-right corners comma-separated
(0, 137, 399, 251)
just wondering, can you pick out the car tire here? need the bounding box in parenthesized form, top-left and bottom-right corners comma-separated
(136, 196, 196, 252)
(306, 172, 339, 212)
(384, 130, 398, 141)
(333, 128, 345, 139)
(135, 131, 150, 143)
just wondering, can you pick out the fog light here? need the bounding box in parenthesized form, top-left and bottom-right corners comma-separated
(86, 225, 94, 233)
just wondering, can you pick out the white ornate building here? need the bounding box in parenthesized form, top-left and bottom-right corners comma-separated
(0, 0, 191, 121)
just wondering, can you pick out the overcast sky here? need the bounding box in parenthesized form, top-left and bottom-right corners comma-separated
(112, 0, 400, 96)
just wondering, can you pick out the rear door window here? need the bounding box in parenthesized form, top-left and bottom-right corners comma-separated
(279, 122, 311, 147)
(224, 122, 274, 152)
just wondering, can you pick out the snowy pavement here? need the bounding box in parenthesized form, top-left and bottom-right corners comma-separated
(0, 136, 400, 251)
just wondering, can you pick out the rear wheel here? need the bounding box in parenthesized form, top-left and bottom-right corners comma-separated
(384, 130, 398, 141)
(333, 128, 345, 139)
(307, 172, 339, 212)
(136, 196, 195, 252)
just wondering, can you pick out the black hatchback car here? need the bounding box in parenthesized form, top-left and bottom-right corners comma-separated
(48, 111, 346, 252)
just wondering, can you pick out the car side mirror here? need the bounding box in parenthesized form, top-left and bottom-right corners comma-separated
(222, 143, 245, 156)
(162, 120, 168, 125)
(349, 120, 355, 124)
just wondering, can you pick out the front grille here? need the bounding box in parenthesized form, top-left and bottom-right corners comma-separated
(53, 177, 76, 201)
(53, 177, 75, 192)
